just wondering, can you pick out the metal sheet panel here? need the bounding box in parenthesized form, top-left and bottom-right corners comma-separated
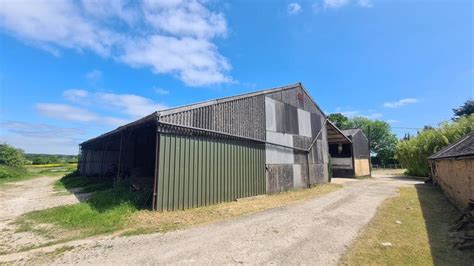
(297, 109, 312, 137)
(265, 131, 294, 164)
(160, 95, 266, 141)
(156, 133, 266, 211)
(265, 97, 277, 131)
(293, 164, 305, 189)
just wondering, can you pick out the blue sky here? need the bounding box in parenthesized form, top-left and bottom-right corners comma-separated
(0, 0, 473, 154)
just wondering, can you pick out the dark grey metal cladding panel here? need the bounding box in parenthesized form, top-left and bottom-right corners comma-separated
(275, 100, 285, 133)
(308, 134, 325, 164)
(309, 163, 328, 185)
(283, 104, 299, 135)
(310, 113, 322, 138)
(160, 95, 265, 140)
(352, 131, 370, 159)
(281, 88, 297, 107)
(293, 135, 311, 150)
(267, 91, 282, 102)
(266, 164, 294, 193)
(294, 150, 307, 164)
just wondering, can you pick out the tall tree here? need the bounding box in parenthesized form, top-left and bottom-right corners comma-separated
(327, 113, 349, 129)
(453, 99, 474, 120)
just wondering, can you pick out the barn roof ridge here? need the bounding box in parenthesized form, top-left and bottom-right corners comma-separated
(428, 131, 474, 159)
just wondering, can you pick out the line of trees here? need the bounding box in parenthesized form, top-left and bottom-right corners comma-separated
(329, 99, 474, 176)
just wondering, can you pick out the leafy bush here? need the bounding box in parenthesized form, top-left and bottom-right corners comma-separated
(396, 114, 474, 176)
(0, 143, 26, 167)
(0, 165, 27, 179)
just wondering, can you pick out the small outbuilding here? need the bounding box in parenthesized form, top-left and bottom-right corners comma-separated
(328, 128, 371, 177)
(428, 131, 474, 210)
(78, 83, 352, 211)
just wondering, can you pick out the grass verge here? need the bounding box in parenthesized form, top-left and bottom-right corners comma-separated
(341, 185, 473, 265)
(0, 163, 77, 187)
(53, 173, 112, 193)
(15, 183, 341, 244)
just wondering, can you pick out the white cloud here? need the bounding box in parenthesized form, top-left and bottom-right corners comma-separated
(288, 3, 302, 15)
(0, 121, 84, 155)
(383, 98, 419, 108)
(324, 0, 349, 8)
(120, 35, 231, 86)
(155, 88, 170, 95)
(321, 0, 373, 9)
(86, 69, 102, 82)
(96, 92, 167, 118)
(0, 0, 231, 86)
(364, 112, 382, 119)
(387, 119, 399, 124)
(40, 89, 168, 126)
(63, 89, 89, 102)
(36, 103, 98, 122)
(357, 0, 373, 8)
(335, 108, 382, 119)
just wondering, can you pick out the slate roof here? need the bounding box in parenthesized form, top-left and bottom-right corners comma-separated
(428, 131, 474, 159)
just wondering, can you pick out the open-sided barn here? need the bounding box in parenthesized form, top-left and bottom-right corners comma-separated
(328, 128, 371, 177)
(79, 83, 354, 211)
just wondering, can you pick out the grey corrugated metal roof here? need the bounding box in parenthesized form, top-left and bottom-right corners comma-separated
(342, 129, 361, 137)
(81, 82, 326, 146)
(428, 131, 474, 159)
(157, 82, 310, 117)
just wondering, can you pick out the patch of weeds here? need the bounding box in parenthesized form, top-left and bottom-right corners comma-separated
(17, 186, 152, 239)
(53, 172, 112, 193)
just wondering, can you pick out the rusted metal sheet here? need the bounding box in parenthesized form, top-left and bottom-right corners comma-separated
(155, 133, 266, 211)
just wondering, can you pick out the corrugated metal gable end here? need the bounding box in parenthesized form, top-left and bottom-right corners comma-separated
(159, 95, 266, 140)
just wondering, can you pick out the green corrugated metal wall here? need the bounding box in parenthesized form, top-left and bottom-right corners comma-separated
(155, 133, 266, 211)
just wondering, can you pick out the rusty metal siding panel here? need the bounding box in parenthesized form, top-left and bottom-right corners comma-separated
(156, 133, 266, 211)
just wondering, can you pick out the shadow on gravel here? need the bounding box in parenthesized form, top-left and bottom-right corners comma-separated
(415, 184, 473, 265)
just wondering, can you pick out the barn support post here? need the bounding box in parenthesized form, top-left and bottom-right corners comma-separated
(152, 130, 160, 210)
(117, 131, 124, 183)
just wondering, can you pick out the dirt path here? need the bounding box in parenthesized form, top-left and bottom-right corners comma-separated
(0, 176, 87, 254)
(2, 174, 421, 265)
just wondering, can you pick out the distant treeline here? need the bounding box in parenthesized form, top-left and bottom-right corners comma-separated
(25, 154, 78, 165)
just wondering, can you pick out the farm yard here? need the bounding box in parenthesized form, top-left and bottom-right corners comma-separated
(0, 1, 473, 263)
(0, 169, 471, 264)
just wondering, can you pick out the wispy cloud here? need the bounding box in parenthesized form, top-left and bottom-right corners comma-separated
(335, 107, 382, 120)
(0, 0, 231, 86)
(383, 98, 419, 108)
(155, 88, 170, 95)
(0, 121, 84, 155)
(324, 0, 349, 9)
(86, 69, 102, 82)
(320, 0, 373, 10)
(39, 89, 168, 126)
(63, 89, 88, 103)
(36, 103, 98, 122)
(386, 119, 399, 124)
(288, 3, 302, 15)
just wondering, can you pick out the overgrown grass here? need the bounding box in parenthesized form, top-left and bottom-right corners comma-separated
(53, 172, 112, 193)
(16, 183, 342, 243)
(17, 186, 152, 238)
(0, 163, 78, 187)
(26, 163, 77, 177)
(341, 185, 473, 265)
(0, 165, 31, 185)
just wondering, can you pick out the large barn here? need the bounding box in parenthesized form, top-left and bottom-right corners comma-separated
(78, 83, 353, 211)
